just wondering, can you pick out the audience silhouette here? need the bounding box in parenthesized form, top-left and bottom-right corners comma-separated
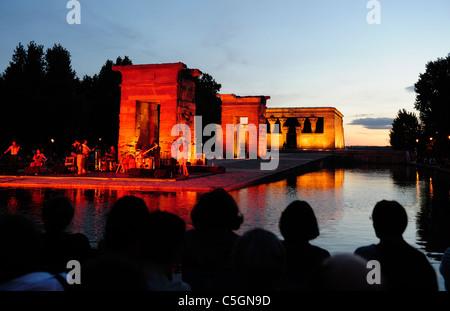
(279, 200, 331, 290)
(40, 196, 92, 274)
(354, 200, 438, 291)
(0, 190, 447, 292)
(98, 195, 150, 264)
(71, 253, 148, 292)
(78, 195, 151, 291)
(0, 214, 66, 291)
(440, 247, 450, 291)
(181, 188, 243, 290)
(232, 228, 287, 291)
(308, 253, 381, 291)
(141, 210, 190, 291)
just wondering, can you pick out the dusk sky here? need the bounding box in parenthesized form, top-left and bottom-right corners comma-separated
(1, 0, 449, 146)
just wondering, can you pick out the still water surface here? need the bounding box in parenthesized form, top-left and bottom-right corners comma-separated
(1, 164, 449, 290)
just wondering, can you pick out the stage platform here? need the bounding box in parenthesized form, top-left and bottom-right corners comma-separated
(0, 153, 332, 192)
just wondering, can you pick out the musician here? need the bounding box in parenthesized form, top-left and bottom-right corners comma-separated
(122, 154, 136, 173)
(106, 146, 117, 162)
(82, 140, 93, 173)
(75, 140, 85, 175)
(148, 140, 161, 169)
(4, 141, 21, 168)
(30, 149, 46, 167)
(70, 140, 80, 157)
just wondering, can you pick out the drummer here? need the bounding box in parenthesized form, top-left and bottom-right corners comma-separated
(105, 146, 117, 162)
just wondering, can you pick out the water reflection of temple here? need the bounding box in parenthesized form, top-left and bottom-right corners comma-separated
(232, 168, 345, 236)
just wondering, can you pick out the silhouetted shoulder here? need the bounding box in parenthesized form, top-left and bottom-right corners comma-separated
(354, 244, 377, 260)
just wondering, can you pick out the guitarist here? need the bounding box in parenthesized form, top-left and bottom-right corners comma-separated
(81, 140, 94, 173)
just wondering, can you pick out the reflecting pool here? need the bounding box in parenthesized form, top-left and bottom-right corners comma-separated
(0, 164, 449, 290)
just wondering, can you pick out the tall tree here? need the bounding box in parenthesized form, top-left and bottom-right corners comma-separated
(83, 56, 132, 149)
(389, 109, 422, 151)
(43, 44, 79, 153)
(195, 73, 222, 126)
(0, 42, 45, 150)
(414, 53, 450, 155)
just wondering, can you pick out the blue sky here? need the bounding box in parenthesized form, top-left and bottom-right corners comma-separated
(1, 0, 449, 146)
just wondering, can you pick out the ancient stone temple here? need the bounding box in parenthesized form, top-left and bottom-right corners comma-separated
(219, 94, 345, 153)
(218, 94, 270, 158)
(112, 62, 344, 162)
(112, 63, 201, 161)
(265, 107, 345, 150)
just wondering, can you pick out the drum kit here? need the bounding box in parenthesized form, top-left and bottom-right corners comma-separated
(113, 143, 159, 173)
(136, 156, 154, 169)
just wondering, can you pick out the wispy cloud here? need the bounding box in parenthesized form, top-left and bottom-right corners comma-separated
(405, 85, 415, 93)
(348, 118, 393, 130)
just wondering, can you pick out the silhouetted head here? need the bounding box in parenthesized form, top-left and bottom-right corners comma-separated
(0, 214, 41, 282)
(371, 200, 408, 239)
(308, 253, 381, 291)
(41, 196, 75, 233)
(141, 210, 186, 266)
(103, 195, 150, 254)
(232, 228, 286, 291)
(191, 188, 243, 231)
(279, 200, 320, 242)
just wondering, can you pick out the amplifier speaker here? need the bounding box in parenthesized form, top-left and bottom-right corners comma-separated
(154, 168, 169, 179)
(53, 163, 68, 174)
(24, 167, 40, 175)
(128, 168, 142, 177)
(141, 169, 155, 178)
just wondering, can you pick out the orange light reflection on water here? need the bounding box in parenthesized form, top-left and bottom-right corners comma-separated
(231, 168, 345, 236)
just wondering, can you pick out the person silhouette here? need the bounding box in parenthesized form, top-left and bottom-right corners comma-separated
(354, 200, 438, 291)
(39, 196, 92, 274)
(278, 200, 330, 290)
(308, 253, 381, 291)
(0, 214, 66, 291)
(231, 228, 287, 291)
(181, 188, 243, 290)
(98, 195, 150, 264)
(70, 253, 148, 292)
(440, 247, 450, 291)
(141, 210, 190, 291)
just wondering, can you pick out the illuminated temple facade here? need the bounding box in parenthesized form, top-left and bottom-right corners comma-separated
(113, 62, 344, 161)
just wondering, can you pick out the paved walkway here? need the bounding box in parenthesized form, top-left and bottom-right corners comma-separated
(0, 153, 331, 192)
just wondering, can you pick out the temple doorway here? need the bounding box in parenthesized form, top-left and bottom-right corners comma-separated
(136, 101, 160, 150)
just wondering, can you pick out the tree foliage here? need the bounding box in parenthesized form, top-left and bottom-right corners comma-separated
(0, 42, 132, 158)
(389, 109, 421, 150)
(414, 53, 450, 154)
(195, 73, 222, 126)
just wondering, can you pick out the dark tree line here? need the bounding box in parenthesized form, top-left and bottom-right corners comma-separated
(390, 53, 450, 163)
(0, 41, 222, 162)
(0, 41, 131, 160)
